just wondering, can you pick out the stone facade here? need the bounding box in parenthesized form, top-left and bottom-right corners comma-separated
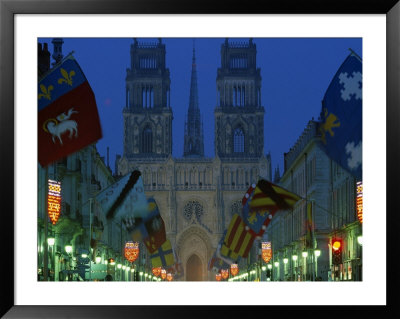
(117, 39, 271, 281)
(264, 120, 362, 281)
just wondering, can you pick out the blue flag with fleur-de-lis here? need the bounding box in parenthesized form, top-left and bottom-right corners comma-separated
(319, 52, 362, 181)
(38, 54, 102, 167)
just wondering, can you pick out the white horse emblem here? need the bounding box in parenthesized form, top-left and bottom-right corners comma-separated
(43, 108, 78, 145)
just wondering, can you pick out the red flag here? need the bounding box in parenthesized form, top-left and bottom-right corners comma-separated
(38, 55, 102, 167)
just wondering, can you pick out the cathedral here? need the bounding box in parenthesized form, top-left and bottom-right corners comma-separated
(116, 38, 271, 281)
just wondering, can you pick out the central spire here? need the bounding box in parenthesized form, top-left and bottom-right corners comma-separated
(189, 40, 199, 111)
(184, 40, 204, 158)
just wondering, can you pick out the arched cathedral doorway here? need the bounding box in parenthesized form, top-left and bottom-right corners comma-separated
(176, 226, 213, 281)
(186, 254, 202, 281)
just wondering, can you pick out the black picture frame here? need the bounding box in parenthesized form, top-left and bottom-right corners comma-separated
(1, 0, 398, 317)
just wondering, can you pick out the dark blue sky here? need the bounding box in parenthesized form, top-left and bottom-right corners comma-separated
(39, 38, 362, 176)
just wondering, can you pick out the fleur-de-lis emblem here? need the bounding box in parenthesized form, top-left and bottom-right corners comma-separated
(319, 108, 341, 144)
(58, 68, 75, 86)
(38, 84, 54, 100)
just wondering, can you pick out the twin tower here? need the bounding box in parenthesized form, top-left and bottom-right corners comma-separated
(121, 38, 265, 163)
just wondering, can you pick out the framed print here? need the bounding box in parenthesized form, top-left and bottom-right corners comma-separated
(1, 0, 399, 317)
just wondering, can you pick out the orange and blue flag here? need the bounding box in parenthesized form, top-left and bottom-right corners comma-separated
(38, 54, 102, 167)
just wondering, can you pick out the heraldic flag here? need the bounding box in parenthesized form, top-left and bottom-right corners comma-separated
(221, 214, 255, 259)
(241, 183, 273, 237)
(319, 51, 362, 181)
(211, 231, 235, 270)
(208, 250, 230, 273)
(249, 179, 301, 211)
(241, 179, 301, 236)
(129, 197, 167, 254)
(38, 54, 102, 167)
(95, 170, 148, 221)
(150, 239, 175, 268)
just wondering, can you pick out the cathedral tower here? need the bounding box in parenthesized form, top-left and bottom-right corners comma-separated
(214, 38, 265, 159)
(183, 42, 204, 158)
(122, 38, 173, 159)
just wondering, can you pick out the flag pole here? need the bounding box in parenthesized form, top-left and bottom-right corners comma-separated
(38, 51, 76, 81)
(348, 48, 362, 62)
(89, 197, 92, 281)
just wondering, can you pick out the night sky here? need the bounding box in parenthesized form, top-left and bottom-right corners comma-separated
(39, 37, 362, 176)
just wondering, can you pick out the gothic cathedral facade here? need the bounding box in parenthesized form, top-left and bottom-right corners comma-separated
(117, 38, 271, 281)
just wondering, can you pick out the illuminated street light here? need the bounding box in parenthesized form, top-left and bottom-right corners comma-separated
(267, 264, 272, 269)
(314, 248, 321, 280)
(81, 253, 88, 258)
(292, 254, 298, 281)
(47, 238, 55, 246)
(283, 258, 288, 264)
(357, 235, 363, 246)
(65, 245, 72, 254)
(95, 256, 101, 264)
(274, 261, 279, 267)
(117, 264, 122, 269)
(302, 250, 308, 281)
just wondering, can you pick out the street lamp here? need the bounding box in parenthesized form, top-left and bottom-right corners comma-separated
(283, 257, 288, 281)
(47, 238, 55, 246)
(292, 254, 298, 281)
(357, 235, 363, 246)
(65, 245, 72, 254)
(274, 261, 279, 281)
(95, 256, 101, 264)
(302, 250, 308, 281)
(47, 238, 55, 281)
(314, 248, 321, 280)
(64, 245, 73, 280)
